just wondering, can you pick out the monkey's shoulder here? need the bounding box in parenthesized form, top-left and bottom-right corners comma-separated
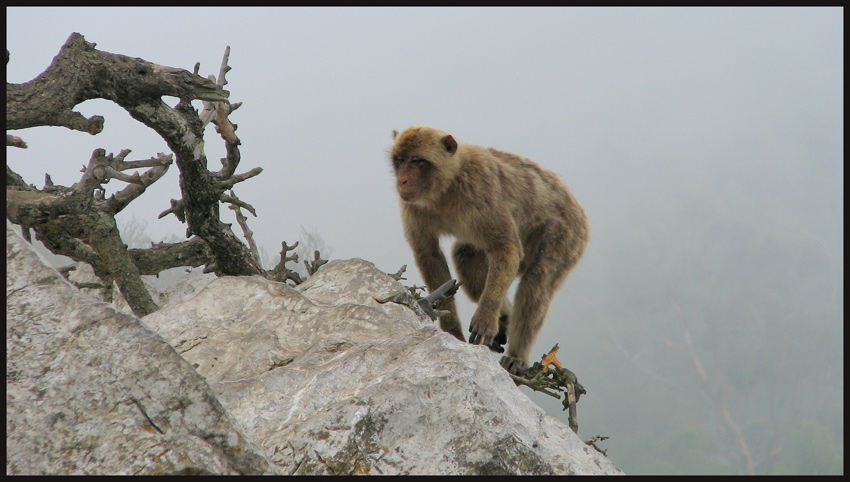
(465, 145, 565, 196)
(485, 147, 526, 163)
(477, 146, 555, 180)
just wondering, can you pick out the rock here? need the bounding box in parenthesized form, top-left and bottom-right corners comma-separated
(5, 221, 276, 475)
(7, 218, 623, 475)
(142, 259, 624, 475)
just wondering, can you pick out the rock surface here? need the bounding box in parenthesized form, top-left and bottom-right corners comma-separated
(6, 221, 275, 475)
(6, 221, 623, 475)
(143, 262, 623, 475)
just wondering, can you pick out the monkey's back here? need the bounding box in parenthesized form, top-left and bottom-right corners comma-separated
(483, 146, 589, 270)
(471, 146, 583, 221)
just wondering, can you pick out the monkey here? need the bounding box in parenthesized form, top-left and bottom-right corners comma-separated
(389, 126, 589, 375)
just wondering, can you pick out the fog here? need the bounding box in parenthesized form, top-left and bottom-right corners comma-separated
(6, 7, 842, 474)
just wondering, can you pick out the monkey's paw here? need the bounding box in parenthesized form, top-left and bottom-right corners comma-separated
(481, 324, 507, 353)
(499, 356, 529, 376)
(492, 315, 508, 352)
(468, 316, 500, 352)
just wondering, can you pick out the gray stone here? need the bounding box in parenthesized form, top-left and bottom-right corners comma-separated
(6, 221, 275, 475)
(143, 258, 623, 475)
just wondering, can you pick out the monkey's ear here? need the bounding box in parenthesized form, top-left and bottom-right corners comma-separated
(392, 130, 399, 140)
(440, 135, 458, 154)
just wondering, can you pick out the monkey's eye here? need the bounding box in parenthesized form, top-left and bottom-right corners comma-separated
(410, 157, 426, 165)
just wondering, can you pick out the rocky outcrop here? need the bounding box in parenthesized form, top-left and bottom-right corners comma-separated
(6, 221, 274, 475)
(6, 221, 623, 475)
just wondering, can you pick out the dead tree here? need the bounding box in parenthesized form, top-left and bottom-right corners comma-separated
(6, 33, 311, 316)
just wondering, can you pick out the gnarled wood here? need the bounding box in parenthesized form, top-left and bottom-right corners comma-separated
(7, 33, 266, 315)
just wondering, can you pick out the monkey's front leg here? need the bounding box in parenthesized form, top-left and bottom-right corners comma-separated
(469, 245, 519, 350)
(436, 299, 465, 342)
(413, 238, 466, 342)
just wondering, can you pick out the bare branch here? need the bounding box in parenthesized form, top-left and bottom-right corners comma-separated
(158, 198, 186, 222)
(387, 265, 407, 281)
(216, 167, 263, 191)
(216, 46, 232, 89)
(116, 62, 261, 276)
(220, 190, 257, 217)
(226, 190, 260, 265)
(423, 278, 461, 311)
(509, 344, 586, 433)
(7, 134, 27, 148)
(212, 100, 240, 146)
(123, 96, 262, 276)
(34, 225, 107, 277)
(6, 185, 69, 226)
(584, 435, 610, 456)
(7, 33, 227, 134)
(73, 148, 129, 198)
(304, 250, 328, 276)
(7, 153, 159, 317)
(108, 153, 173, 214)
(118, 156, 174, 170)
(200, 46, 233, 127)
(267, 241, 303, 285)
(127, 237, 212, 275)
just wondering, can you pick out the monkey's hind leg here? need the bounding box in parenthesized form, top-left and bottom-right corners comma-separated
(453, 242, 511, 352)
(501, 276, 559, 375)
(500, 219, 575, 376)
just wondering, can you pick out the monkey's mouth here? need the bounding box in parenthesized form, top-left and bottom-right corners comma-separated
(399, 191, 419, 203)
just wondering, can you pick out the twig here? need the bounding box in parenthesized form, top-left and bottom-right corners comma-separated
(267, 241, 303, 285)
(304, 250, 328, 276)
(158, 198, 186, 222)
(6, 134, 27, 148)
(509, 344, 586, 433)
(226, 190, 261, 266)
(417, 278, 461, 320)
(584, 435, 609, 456)
(377, 279, 461, 321)
(387, 265, 407, 281)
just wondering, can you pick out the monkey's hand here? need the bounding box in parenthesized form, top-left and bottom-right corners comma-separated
(468, 311, 502, 353)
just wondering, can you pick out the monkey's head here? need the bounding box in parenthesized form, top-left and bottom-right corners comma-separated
(390, 126, 459, 206)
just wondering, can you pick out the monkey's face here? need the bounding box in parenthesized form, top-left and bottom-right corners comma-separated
(393, 156, 433, 204)
(390, 126, 460, 206)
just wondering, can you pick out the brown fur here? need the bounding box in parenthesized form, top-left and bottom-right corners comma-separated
(390, 126, 589, 374)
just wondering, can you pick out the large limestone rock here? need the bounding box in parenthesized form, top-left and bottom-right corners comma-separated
(7, 221, 623, 475)
(6, 222, 275, 475)
(142, 264, 622, 475)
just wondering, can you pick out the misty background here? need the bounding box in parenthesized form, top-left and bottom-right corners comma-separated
(6, 7, 842, 474)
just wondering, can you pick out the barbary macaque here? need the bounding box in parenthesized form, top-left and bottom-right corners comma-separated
(390, 126, 589, 375)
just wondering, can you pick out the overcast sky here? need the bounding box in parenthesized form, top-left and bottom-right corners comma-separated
(8, 7, 841, 269)
(6, 7, 843, 474)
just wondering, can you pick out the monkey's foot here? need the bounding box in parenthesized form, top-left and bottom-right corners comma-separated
(491, 316, 508, 353)
(470, 335, 505, 353)
(468, 318, 500, 351)
(489, 341, 506, 353)
(483, 328, 507, 353)
(500, 355, 529, 376)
